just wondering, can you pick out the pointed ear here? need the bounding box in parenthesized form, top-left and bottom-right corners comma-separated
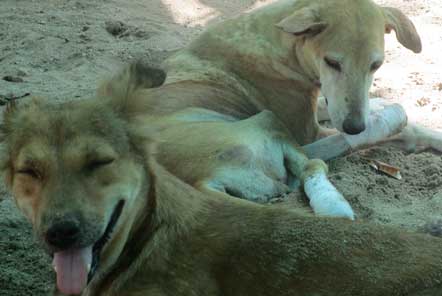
(382, 7, 422, 53)
(276, 7, 327, 36)
(97, 60, 166, 105)
(2, 96, 46, 132)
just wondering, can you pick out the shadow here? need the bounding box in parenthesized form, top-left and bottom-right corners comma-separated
(156, 0, 270, 27)
(198, 0, 269, 19)
(106, 0, 275, 63)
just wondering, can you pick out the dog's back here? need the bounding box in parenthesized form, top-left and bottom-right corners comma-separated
(109, 162, 442, 296)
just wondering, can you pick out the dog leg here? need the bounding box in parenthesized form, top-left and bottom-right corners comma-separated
(185, 110, 353, 218)
(342, 104, 408, 148)
(316, 97, 442, 154)
(200, 168, 290, 203)
(366, 98, 442, 152)
(241, 110, 355, 219)
(241, 110, 354, 219)
(304, 104, 408, 160)
(301, 159, 355, 220)
(282, 143, 355, 219)
(386, 123, 442, 153)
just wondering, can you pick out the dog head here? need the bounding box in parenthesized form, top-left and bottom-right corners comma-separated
(276, 0, 421, 134)
(0, 63, 165, 295)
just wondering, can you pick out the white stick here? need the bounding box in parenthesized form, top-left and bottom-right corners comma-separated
(304, 172, 355, 220)
(343, 104, 407, 149)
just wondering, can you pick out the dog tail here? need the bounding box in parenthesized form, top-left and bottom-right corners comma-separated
(97, 60, 166, 102)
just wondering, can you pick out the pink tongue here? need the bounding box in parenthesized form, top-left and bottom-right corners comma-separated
(52, 247, 93, 295)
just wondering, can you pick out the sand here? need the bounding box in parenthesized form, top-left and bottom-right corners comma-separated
(0, 0, 441, 295)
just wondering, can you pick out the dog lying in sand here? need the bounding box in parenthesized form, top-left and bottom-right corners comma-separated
(3, 88, 442, 296)
(3, 0, 442, 294)
(97, 0, 441, 220)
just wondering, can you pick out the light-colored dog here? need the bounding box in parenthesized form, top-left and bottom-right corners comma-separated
(3, 0, 442, 295)
(97, 0, 441, 219)
(3, 84, 442, 296)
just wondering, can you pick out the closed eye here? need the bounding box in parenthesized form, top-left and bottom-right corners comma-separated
(324, 57, 342, 72)
(16, 168, 41, 179)
(370, 61, 383, 72)
(86, 158, 115, 172)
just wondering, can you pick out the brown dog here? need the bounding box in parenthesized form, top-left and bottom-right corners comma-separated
(97, 0, 442, 220)
(3, 0, 442, 294)
(3, 86, 442, 296)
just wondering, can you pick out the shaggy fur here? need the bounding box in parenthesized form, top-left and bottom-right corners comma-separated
(96, 0, 441, 213)
(2, 94, 442, 295)
(3, 0, 442, 295)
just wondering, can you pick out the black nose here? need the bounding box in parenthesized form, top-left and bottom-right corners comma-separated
(46, 218, 81, 249)
(342, 118, 366, 135)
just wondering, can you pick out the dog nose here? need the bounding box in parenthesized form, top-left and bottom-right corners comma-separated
(342, 118, 366, 135)
(46, 218, 81, 249)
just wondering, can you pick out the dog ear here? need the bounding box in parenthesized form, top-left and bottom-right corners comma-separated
(382, 7, 422, 53)
(0, 98, 40, 177)
(1, 97, 45, 133)
(97, 60, 166, 112)
(275, 7, 327, 36)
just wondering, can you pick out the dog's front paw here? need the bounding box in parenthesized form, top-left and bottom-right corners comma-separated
(309, 191, 355, 220)
(343, 104, 407, 149)
(304, 173, 355, 220)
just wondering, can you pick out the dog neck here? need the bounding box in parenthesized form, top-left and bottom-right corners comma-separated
(88, 158, 208, 295)
(89, 169, 157, 295)
(247, 0, 320, 88)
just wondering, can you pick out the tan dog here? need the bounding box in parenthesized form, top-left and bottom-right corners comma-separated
(97, 0, 441, 219)
(3, 0, 442, 294)
(3, 89, 442, 296)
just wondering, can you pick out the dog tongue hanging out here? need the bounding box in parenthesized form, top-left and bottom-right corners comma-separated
(53, 247, 92, 295)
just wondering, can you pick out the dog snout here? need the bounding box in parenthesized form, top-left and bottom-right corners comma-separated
(46, 216, 81, 250)
(342, 117, 366, 135)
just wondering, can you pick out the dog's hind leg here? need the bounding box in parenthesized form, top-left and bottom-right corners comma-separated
(248, 111, 354, 219)
(190, 110, 354, 219)
(198, 169, 291, 203)
(198, 144, 355, 219)
(254, 111, 355, 219)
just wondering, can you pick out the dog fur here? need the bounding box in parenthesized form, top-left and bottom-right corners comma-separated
(96, 0, 441, 215)
(3, 0, 442, 295)
(3, 93, 442, 296)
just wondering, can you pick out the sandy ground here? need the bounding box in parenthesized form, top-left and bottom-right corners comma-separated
(0, 0, 441, 295)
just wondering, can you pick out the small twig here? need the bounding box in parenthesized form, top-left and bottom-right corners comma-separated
(0, 93, 31, 105)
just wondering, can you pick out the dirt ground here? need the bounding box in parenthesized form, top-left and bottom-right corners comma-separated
(0, 0, 441, 295)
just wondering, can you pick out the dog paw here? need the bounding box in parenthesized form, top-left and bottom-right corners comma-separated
(304, 173, 355, 220)
(343, 104, 407, 149)
(309, 191, 355, 220)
